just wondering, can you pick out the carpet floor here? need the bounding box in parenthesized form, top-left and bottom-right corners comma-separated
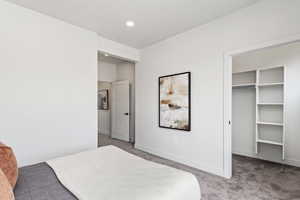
(99, 134, 300, 200)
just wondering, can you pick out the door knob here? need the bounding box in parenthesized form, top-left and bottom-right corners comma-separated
(124, 113, 129, 116)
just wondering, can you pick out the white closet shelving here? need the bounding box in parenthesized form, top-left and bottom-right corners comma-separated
(232, 83, 256, 88)
(257, 103, 283, 106)
(257, 82, 284, 87)
(233, 66, 285, 160)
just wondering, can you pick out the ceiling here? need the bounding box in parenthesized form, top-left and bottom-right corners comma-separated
(6, 0, 260, 48)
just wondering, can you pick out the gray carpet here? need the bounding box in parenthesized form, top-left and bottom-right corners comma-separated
(99, 134, 300, 200)
(15, 163, 77, 200)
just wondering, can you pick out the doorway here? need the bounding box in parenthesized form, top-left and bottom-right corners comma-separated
(224, 36, 300, 178)
(97, 52, 135, 146)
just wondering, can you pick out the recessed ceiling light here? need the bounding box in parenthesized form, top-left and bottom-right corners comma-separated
(104, 53, 109, 57)
(126, 20, 135, 27)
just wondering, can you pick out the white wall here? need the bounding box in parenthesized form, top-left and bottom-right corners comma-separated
(98, 37, 140, 62)
(116, 63, 135, 142)
(135, 0, 300, 176)
(98, 81, 112, 136)
(232, 85, 256, 158)
(98, 61, 117, 82)
(0, 1, 98, 166)
(116, 63, 134, 81)
(97, 60, 116, 137)
(232, 42, 300, 167)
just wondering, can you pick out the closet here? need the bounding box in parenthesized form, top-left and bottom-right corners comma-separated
(232, 66, 285, 160)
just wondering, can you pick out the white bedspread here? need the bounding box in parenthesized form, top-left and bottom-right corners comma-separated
(47, 146, 201, 200)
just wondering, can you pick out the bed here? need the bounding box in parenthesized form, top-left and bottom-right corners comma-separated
(15, 146, 201, 200)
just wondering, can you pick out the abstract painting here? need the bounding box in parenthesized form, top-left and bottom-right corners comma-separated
(159, 72, 191, 131)
(98, 89, 109, 110)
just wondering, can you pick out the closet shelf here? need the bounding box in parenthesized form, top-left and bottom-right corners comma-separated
(257, 103, 284, 106)
(256, 121, 284, 126)
(257, 82, 284, 87)
(257, 139, 283, 146)
(234, 66, 285, 160)
(232, 83, 256, 88)
(232, 82, 284, 88)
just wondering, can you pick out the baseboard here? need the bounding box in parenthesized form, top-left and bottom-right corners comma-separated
(135, 143, 224, 177)
(285, 158, 300, 168)
(233, 150, 300, 168)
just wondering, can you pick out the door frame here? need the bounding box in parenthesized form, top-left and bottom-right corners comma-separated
(223, 33, 300, 179)
(111, 80, 130, 142)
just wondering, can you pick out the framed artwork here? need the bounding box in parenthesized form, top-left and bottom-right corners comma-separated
(159, 72, 191, 131)
(98, 89, 109, 110)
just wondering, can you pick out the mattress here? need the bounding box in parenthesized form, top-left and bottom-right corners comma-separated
(47, 146, 201, 200)
(14, 163, 77, 200)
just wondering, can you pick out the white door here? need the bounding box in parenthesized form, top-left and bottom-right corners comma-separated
(112, 80, 130, 141)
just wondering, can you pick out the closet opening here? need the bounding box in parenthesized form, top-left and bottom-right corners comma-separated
(230, 41, 300, 177)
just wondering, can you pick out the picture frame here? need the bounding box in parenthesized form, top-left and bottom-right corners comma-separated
(159, 72, 191, 131)
(98, 89, 109, 110)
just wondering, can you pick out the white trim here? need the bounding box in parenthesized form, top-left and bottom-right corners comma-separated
(255, 70, 259, 154)
(282, 66, 286, 160)
(223, 33, 300, 179)
(223, 54, 232, 179)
